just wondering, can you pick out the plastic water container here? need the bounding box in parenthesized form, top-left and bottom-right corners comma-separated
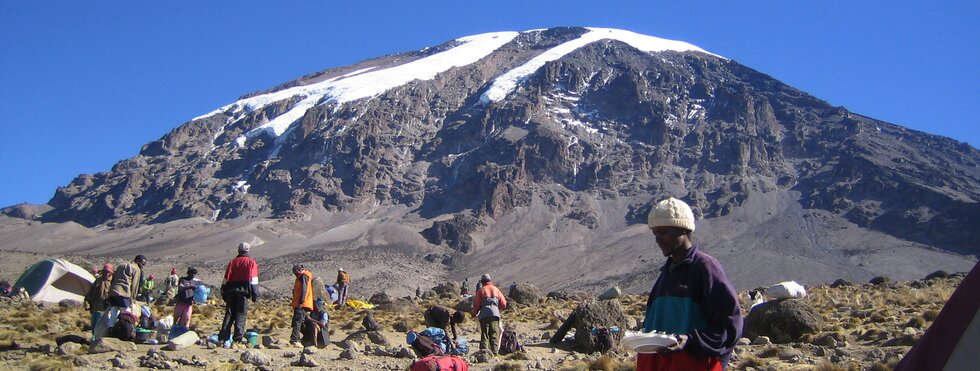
(245, 331, 259, 347)
(135, 329, 156, 344)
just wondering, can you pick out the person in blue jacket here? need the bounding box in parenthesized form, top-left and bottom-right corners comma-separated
(638, 197, 743, 371)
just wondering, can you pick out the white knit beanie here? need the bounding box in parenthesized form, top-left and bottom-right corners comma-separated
(647, 197, 696, 231)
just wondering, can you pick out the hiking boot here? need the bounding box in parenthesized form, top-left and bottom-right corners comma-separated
(222, 339, 232, 349)
(290, 341, 303, 348)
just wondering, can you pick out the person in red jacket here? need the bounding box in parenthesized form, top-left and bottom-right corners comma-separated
(219, 242, 259, 348)
(471, 273, 508, 355)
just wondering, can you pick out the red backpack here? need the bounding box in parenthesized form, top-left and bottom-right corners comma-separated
(410, 355, 468, 371)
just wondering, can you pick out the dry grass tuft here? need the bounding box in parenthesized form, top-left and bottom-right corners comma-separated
(209, 361, 248, 371)
(737, 355, 766, 368)
(24, 354, 73, 371)
(492, 362, 525, 371)
(504, 351, 531, 361)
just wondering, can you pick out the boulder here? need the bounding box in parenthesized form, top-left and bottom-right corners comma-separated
(744, 299, 822, 343)
(58, 299, 83, 309)
(431, 282, 461, 298)
(163, 330, 199, 351)
(375, 298, 419, 313)
(597, 286, 621, 301)
(508, 282, 543, 304)
(829, 279, 852, 288)
(571, 299, 630, 352)
(89, 337, 137, 354)
(924, 270, 949, 280)
(454, 296, 475, 313)
(369, 291, 393, 305)
(869, 276, 892, 285)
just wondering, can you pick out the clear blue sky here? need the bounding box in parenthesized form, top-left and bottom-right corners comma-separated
(1, 1, 977, 208)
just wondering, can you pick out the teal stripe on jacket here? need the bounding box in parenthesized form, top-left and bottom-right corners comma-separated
(642, 295, 708, 334)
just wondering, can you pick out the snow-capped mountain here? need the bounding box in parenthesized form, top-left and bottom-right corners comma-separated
(7, 27, 977, 291)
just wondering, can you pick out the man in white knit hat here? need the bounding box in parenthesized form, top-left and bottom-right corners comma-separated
(637, 197, 742, 371)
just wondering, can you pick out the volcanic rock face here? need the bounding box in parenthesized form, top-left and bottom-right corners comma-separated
(25, 27, 980, 256)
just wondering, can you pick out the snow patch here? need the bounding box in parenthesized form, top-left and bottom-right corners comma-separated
(481, 27, 720, 103)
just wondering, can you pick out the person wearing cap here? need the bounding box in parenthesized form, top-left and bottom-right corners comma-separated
(159, 267, 180, 305)
(173, 267, 201, 328)
(472, 273, 508, 355)
(84, 263, 114, 333)
(108, 255, 147, 310)
(638, 197, 742, 371)
(290, 264, 314, 347)
(219, 242, 260, 347)
(335, 268, 350, 308)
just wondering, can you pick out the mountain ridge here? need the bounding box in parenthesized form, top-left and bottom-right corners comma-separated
(2, 26, 976, 294)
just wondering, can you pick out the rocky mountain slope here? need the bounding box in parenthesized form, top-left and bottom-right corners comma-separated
(2, 27, 977, 293)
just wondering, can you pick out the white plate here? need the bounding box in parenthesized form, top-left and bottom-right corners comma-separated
(621, 331, 678, 354)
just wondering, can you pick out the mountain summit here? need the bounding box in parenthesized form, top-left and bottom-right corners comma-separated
(6, 27, 977, 292)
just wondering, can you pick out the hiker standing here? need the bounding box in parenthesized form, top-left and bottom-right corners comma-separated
(290, 265, 314, 347)
(335, 268, 350, 308)
(424, 305, 465, 347)
(139, 274, 155, 302)
(638, 197, 742, 371)
(108, 255, 146, 310)
(460, 279, 469, 296)
(219, 242, 259, 348)
(84, 263, 114, 332)
(173, 267, 201, 328)
(159, 268, 179, 305)
(472, 273, 507, 355)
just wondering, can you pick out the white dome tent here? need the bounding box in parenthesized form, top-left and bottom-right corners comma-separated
(11, 258, 95, 304)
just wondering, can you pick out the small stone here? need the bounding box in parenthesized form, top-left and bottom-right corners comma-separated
(473, 350, 493, 363)
(903, 327, 917, 336)
(282, 351, 296, 358)
(110, 356, 131, 368)
(752, 336, 771, 345)
(291, 353, 318, 367)
(396, 347, 415, 358)
(736, 337, 751, 346)
(89, 338, 137, 354)
(57, 342, 82, 355)
(38, 344, 55, 354)
(339, 348, 357, 360)
(240, 350, 272, 366)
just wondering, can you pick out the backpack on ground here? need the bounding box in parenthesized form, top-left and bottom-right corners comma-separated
(110, 312, 137, 341)
(410, 354, 469, 371)
(449, 337, 469, 355)
(408, 331, 445, 358)
(593, 326, 619, 353)
(499, 329, 523, 355)
(420, 327, 448, 351)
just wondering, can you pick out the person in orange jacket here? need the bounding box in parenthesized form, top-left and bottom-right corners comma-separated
(471, 273, 508, 355)
(290, 264, 314, 347)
